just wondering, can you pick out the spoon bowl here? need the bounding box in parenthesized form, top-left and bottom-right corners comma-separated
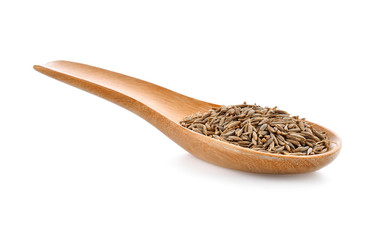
(34, 61, 341, 174)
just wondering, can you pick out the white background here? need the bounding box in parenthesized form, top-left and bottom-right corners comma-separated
(1, 1, 387, 239)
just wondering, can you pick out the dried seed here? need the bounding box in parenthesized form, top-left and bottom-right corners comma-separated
(238, 141, 251, 145)
(219, 117, 225, 126)
(307, 147, 313, 155)
(221, 130, 235, 137)
(247, 109, 255, 116)
(267, 125, 275, 133)
(180, 103, 330, 156)
(295, 146, 310, 152)
(286, 139, 301, 147)
(252, 131, 258, 141)
(312, 127, 325, 140)
(268, 141, 275, 151)
(226, 121, 240, 128)
(259, 124, 268, 131)
(298, 121, 305, 131)
(274, 146, 285, 152)
(285, 144, 291, 152)
(247, 124, 253, 134)
(235, 128, 243, 137)
(227, 136, 242, 141)
(263, 136, 274, 148)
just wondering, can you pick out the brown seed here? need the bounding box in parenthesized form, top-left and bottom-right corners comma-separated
(222, 130, 235, 137)
(247, 124, 253, 134)
(307, 147, 313, 155)
(288, 133, 306, 142)
(226, 121, 240, 128)
(242, 136, 250, 141)
(252, 131, 258, 141)
(267, 124, 275, 133)
(306, 142, 314, 148)
(219, 117, 225, 126)
(287, 139, 301, 147)
(258, 118, 269, 125)
(295, 146, 310, 152)
(227, 136, 242, 141)
(285, 144, 291, 152)
(312, 127, 325, 140)
(263, 136, 273, 148)
(235, 128, 243, 137)
(179, 103, 330, 156)
(227, 108, 236, 115)
(268, 141, 275, 151)
(274, 146, 285, 152)
(298, 121, 305, 131)
(238, 141, 251, 145)
(258, 130, 268, 136)
(259, 124, 267, 131)
(246, 109, 255, 116)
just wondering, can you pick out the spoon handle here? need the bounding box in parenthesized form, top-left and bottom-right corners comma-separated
(34, 61, 217, 123)
(34, 61, 230, 172)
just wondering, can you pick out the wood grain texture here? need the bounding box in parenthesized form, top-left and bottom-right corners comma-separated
(34, 60, 341, 174)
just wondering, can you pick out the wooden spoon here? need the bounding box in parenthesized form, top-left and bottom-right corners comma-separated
(34, 60, 341, 174)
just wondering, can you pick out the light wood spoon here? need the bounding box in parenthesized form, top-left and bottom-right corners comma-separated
(34, 60, 341, 174)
